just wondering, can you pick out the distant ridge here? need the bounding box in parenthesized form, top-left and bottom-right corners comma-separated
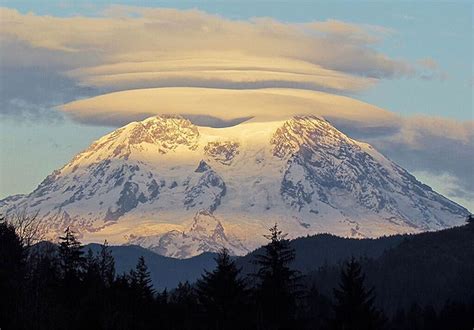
(29, 222, 471, 297)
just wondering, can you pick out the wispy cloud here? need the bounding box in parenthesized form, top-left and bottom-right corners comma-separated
(417, 57, 448, 81)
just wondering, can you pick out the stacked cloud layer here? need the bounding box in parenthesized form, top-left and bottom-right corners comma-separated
(0, 6, 472, 210)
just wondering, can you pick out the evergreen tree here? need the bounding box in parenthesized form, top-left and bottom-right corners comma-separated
(171, 281, 196, 305)
(253, 223, 300, 329)
(331, 258, 384, 330)
(57, 227, 86, 329)
(109, 273, 136, 329)
(98, 239, 115, 287)
(169, 281, 199, 330)
(466, 214, 474, 225)
(58, 227, 84, 280)
(84, 248, 100, 279)
(81, 248, 103, 329)
(301, 284, 332, 329)
(116, 257, 157, 330)
(25, 246, 62, 330)
(130, 256, 155, 301)
(196, 248, 248, 330)
(0, 221, 25, 328)
(158, 288, 169, 305)
(171, 281, 198, 313)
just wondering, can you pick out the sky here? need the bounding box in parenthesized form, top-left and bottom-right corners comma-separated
(0, 0, 473, 210)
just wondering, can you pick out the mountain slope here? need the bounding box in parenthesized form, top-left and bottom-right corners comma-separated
(307, 223, 474, 313)
(87, 244, 217, 290)
(1, 115, 468, 257)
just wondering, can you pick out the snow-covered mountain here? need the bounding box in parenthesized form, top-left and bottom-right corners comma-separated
(1, 115, 468, 258)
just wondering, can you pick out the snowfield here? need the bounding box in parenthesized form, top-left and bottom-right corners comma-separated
(1, 115, 468, 258)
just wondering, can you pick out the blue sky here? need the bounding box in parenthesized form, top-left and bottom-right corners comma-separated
(0, 0, 473, 210)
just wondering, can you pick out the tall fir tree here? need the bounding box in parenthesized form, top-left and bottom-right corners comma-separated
(466, 214, 474, 225)
(331, 258, 384, 330)
(253, 223, 300, 330)
(58, 227, 84, 280)
(171, 281, 196, 306)
(158, 288, 169, 305)
(125, 257, 156, 330)
(169, 281, 199, 330)
(84, 248, 100, 283)
(130, 256, 155, 301)
(0, 221, 25, 328)
(301, 284, 332, 329)
(98, 239, 115, 287)
(196, 248, 248, 330)
(57, 227, 86, 329)
(81, 248, 104, 329)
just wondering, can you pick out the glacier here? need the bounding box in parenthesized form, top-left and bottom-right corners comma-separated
(0, 115, 468, 258)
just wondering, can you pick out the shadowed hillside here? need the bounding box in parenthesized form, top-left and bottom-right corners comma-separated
(306, 223, 474, 314)
(86, 244, 217, 289)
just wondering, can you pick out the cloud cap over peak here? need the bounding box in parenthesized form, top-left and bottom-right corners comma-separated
(59, 87, 398, 128)
(59, 86, 474, 211)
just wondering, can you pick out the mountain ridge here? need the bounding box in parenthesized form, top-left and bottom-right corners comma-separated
(1, 115, 468, 257)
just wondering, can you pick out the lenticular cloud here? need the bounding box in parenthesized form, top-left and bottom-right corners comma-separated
(1, 6, 472, 209)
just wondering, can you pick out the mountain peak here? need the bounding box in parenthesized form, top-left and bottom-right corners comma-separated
(132, 114, 200, 151)
(67, 115, 200, 164)
(271, 115, 352, 159)
(1, 112, 468, 259)
(141, 114, 192, 126)
(289, 114, 326, 123)
(188, 210, 227, 241)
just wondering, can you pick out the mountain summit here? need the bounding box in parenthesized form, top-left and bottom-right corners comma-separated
(1, 115, 468, 257)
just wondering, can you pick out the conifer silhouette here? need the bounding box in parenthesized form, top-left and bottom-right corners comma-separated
(98, 239, 115, 287)
(58, 227, 84, 280)
(253, 223, 300, 329)
(130, 256, 155, 301)
(196, 248, 247, 330)
(331, 258, 384, 330)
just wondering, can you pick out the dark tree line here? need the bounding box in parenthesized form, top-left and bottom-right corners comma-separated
(1, 218, 473, 330)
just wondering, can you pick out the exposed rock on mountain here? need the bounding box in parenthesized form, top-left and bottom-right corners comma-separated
(1, 115, 468, 257)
